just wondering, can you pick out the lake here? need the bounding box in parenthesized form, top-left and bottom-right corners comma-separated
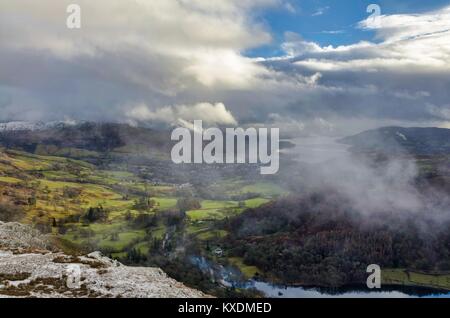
(281, 136, 350, 164)
(190, 256, 450, 298)
(250, 281, 450, 298)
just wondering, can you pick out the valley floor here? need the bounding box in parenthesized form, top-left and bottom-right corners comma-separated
(2, 147, 450, 296)
(0, 148, 282, 296)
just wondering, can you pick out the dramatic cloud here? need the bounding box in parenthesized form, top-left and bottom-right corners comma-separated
(0, 0, 274, 122)
(0, 1, 449, 135)
(261, 5, 450, 133)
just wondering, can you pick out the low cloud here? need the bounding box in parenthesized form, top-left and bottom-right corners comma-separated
(126, 102, 237, 126)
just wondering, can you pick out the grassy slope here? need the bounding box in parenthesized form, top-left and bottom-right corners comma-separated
(0, 149, 275, 274)
(228, 257, 261, 279)
(383, 269, 450, 291)
(4, 149, 450, 291)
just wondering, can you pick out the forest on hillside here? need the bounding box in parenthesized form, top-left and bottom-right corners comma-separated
(221, 191, 450, 287)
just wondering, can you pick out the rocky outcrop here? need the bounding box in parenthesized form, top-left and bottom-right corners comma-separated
(0, 222, 208, 298)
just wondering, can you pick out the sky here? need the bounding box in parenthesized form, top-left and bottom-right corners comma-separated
(248, 0, 450, 56)
(0, 0, 450, 136)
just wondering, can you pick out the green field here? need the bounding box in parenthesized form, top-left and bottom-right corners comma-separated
(0, 176, 22, 184)
(382, 269, 450, 290)
(244, 198, 270, 208)
(196, 230, 228, 241)
(186, 200, 239, 221)
(240, 182, 287, 197)
(0, 148, 282, 282)
(229, 257, 261, 279)
(153, 197, 178, 210)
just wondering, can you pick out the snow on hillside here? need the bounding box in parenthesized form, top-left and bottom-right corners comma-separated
(0, 121, 76, 132)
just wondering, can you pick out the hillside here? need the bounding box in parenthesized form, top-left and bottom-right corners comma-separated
(2, 121, 450, 295)
(339, 127, 450, 155)
(220, 192, 450, 289)
(0, 122, 171, 161)
(0, 221, 208, 298)
(0, 122, 286, 297)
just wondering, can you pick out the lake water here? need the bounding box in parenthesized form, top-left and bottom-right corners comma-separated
(250, 281, 450, 298)
(281, 136, 350, 164)
(190, 256, 450, 298)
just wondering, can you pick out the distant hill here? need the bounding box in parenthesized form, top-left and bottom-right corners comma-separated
(0, 122, 171, 159)
(0, 121, 295, 161)
(339, 127, 450, 155)
(0, 121, 74, 132)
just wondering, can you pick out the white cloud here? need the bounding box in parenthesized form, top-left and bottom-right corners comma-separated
(256, 5, 450, 132)
(359, 6, 450, 42)
(283, 2, 297, 14)
(0, 0, 274, 88)
(126, 102, 237, 126)
(0, 0, 278, 122)
(321, 30, 345, 35)
(288, 6, 450, 72)
(312, 6, 330, 17)
(183, 49, 269, 88)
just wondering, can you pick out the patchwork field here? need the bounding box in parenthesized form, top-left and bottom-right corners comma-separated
(3, 146, 450, 293)
(0, 148, 282, 275)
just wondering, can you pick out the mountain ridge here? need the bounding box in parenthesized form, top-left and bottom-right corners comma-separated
(339, 126, 450, 155)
